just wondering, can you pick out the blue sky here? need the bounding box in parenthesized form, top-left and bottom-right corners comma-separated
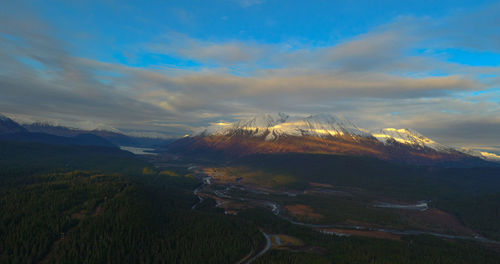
(1, 0, 500, 152)
(24, 0, 499, 67)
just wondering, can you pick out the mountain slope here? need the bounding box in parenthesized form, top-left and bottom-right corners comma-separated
(0, 115, 27, 134)
(460, 148, 500, 162)
(372, 128, 453, 152)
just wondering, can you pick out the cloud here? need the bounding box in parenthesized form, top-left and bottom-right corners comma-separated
(0, 14, 183, 135)
(1, 2, 500, 148)
(236, 0, 266, 7)
(403, 116, 500, 148)
(148, 33, 273, 66)
(426, 2, 500, 53)
(146, 16, 500, 77)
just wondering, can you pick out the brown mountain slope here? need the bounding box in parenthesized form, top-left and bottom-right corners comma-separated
(166, 134, 479, 166)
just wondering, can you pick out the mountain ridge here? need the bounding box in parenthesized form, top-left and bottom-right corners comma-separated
(23, 122, 174, 148)
(195, 113, 456, 151)
(169, 113, 498, 166)
(0, 115, 116, 148)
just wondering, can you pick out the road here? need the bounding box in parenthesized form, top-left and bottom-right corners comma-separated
(263, 200, 500, 245)
(191, 184, 205, 210)
(244, 232, 272, 264)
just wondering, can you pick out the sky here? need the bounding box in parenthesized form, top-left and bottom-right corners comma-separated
(1, 0, 500, 153)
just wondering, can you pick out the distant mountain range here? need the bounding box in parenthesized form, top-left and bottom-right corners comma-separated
(168, 113, 499, 166)
(0, 114, 173, 149)
(3, 112, 498, 165)
(23, 123, 174, 148)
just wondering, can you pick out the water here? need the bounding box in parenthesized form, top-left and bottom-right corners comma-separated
(119, 146, 156, 155)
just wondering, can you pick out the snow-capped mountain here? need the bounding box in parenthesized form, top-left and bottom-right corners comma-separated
(371, 128, 454, 153)
(198, 113, 469, 153)
(169, 113, 497, 165)
(200, 113, 371, 140)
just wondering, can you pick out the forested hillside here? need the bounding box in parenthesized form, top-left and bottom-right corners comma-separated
(0, 141, 262, 263)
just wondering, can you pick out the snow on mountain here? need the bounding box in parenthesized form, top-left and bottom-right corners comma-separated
(199, 113, 287, 137)
(298, 113, 371, 138)
(371, 128, 453, 152)
(194, 112, 499, 162)
(479, 152, 500, 162)
(459, 148, 500, 163)
(200, 113, 370, 140)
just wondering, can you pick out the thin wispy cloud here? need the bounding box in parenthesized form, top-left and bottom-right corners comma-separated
(236, 0, 266, 8)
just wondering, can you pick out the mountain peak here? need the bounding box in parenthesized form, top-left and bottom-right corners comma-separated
(199, 113, 370, 140)
(196, 113, 458, 152)
(302, 113, 370, 137)
(235, 112, 290, 130)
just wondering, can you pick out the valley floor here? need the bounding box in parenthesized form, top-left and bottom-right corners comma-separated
(153, 158, 500, 263)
